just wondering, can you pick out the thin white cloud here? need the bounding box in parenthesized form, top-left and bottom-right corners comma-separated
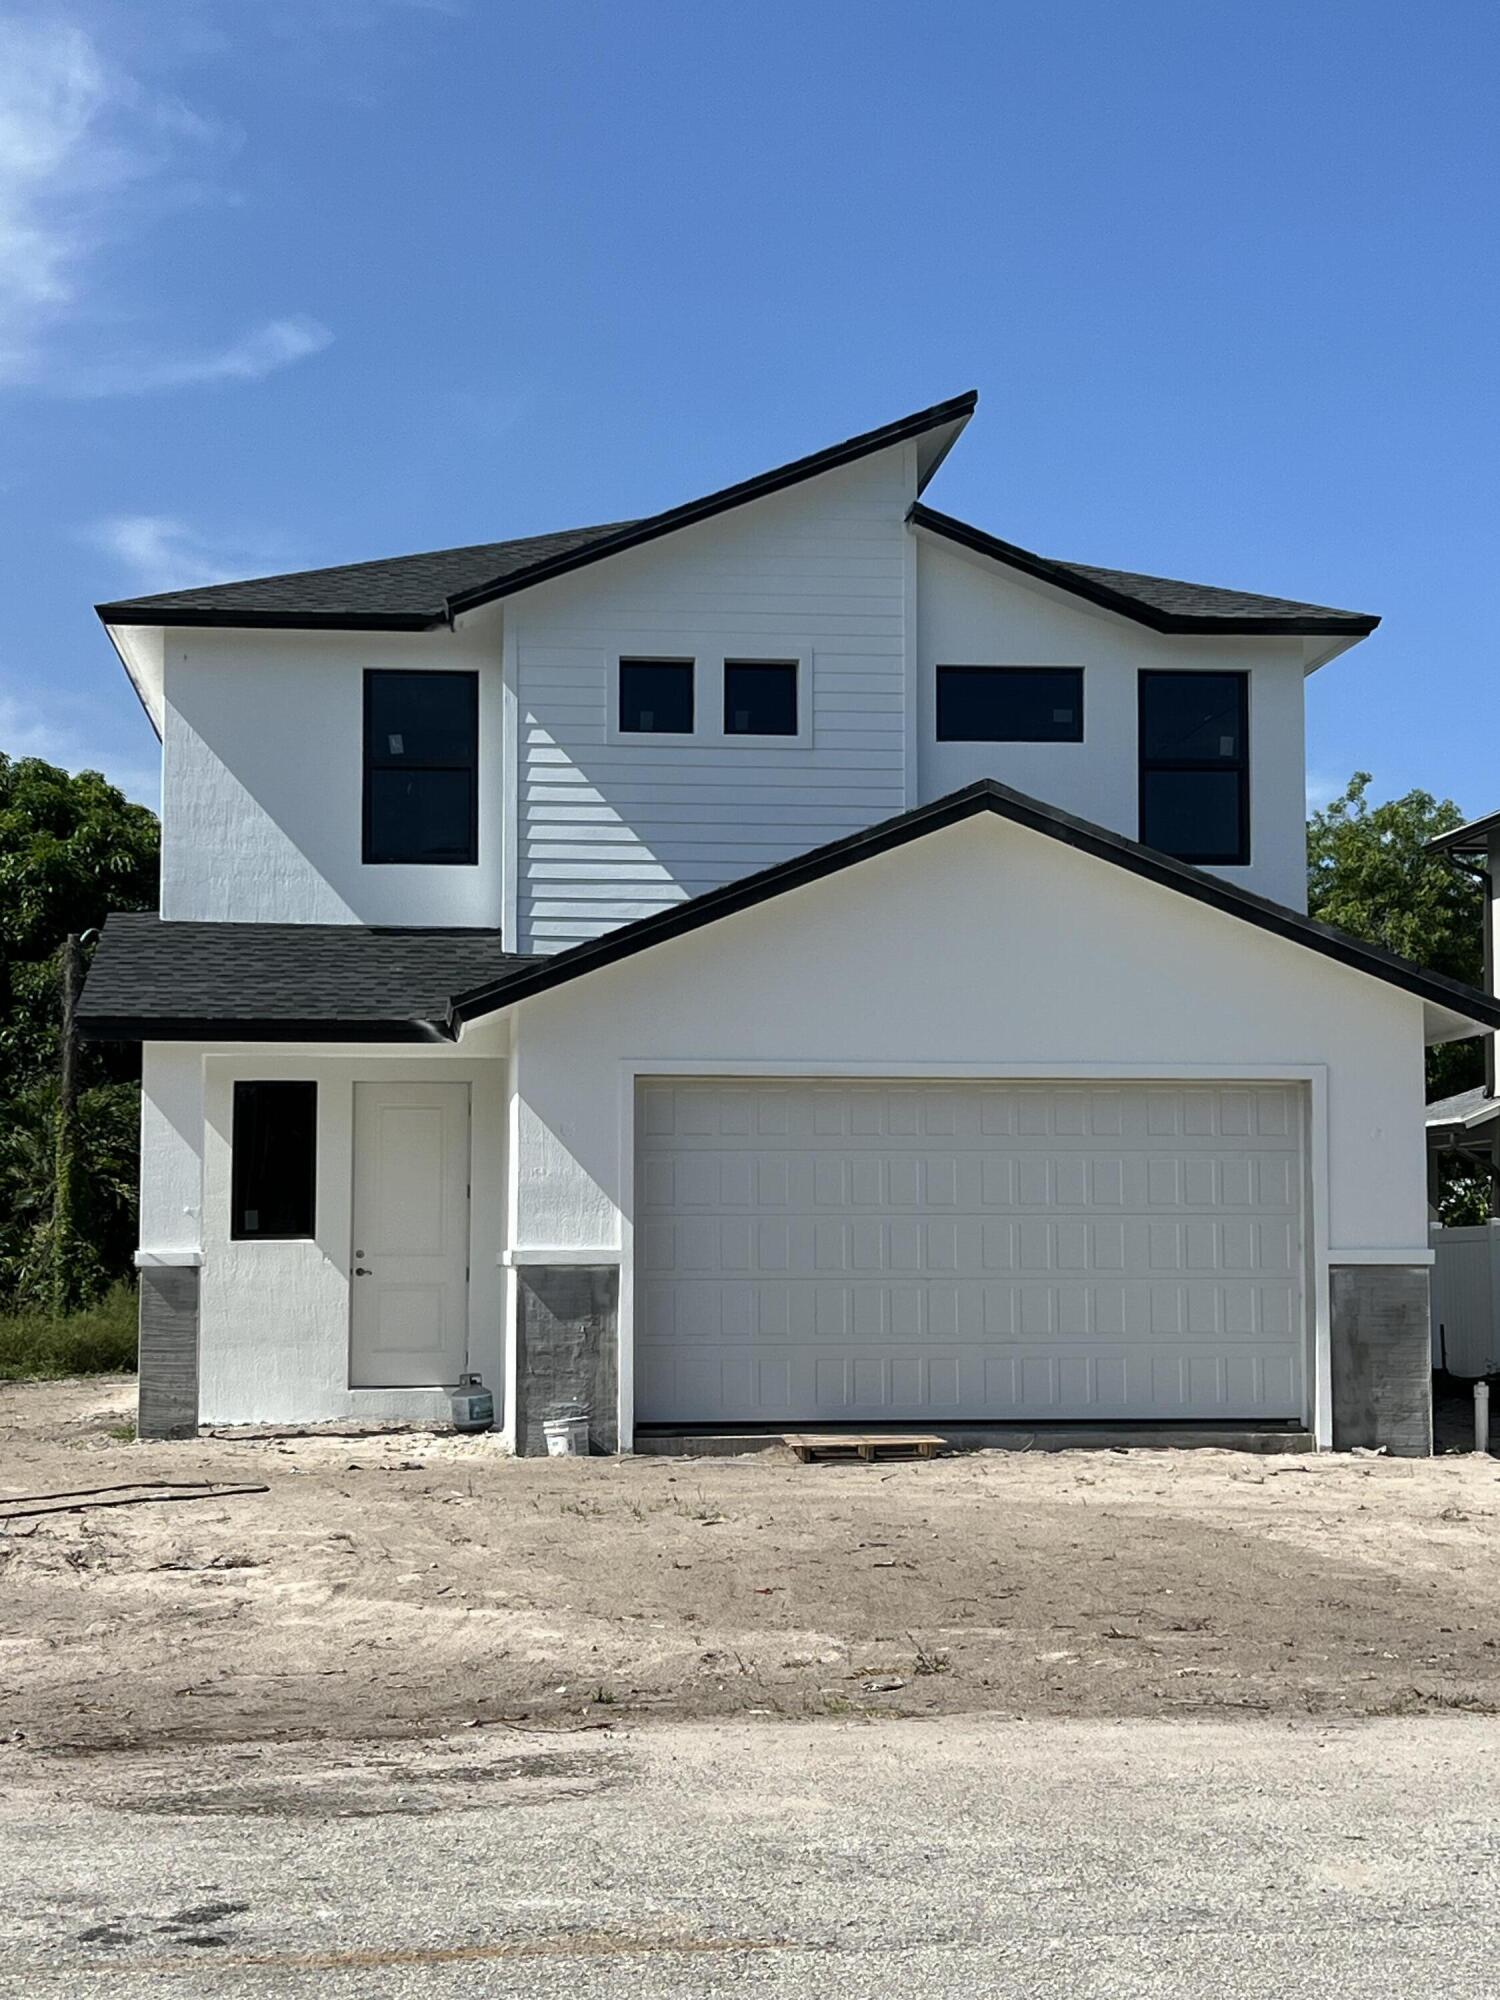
(0, 14, 329, 394)
(1306, 769, 1348, 815)
(68, 314, 334, 397)
(0, 687, 157, 806)
(83, 514, 287, 595)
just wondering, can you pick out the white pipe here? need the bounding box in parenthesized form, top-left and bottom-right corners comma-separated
(1476, 1381, 1490, 1456)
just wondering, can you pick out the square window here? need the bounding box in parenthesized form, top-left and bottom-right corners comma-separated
(936, 666, 1083, 742)
(363, 670, 477, 865)
(232, 1081, 317, 1240)
(1140, 769, 1245, 862)
(724, 660, 798, 736)
(619, 659, 694, 734)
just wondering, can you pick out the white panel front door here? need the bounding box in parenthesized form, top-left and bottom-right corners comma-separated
(350, 1081, 470, 1388)
(635, 1079, 1307, 1424)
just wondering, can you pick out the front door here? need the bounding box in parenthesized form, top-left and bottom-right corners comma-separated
(350, 1081, 470, 1388)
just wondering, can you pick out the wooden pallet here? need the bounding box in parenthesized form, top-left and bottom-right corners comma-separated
(784, 1432, 944, 1464)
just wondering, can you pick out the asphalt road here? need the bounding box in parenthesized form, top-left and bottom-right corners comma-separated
(4, 1715, 1500, 1997)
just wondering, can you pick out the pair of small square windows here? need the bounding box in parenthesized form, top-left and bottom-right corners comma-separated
(620, 659, 799, 737)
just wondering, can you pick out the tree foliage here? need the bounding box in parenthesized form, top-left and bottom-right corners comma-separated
(1306, 772, 1485, 1104)
(0, 756, 159, 1308)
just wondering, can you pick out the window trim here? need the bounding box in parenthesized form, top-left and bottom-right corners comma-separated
(362, 668, 479, 867)
(935, 664, 1085, 743)
(606, 642, 813, 748)
(1137, 669, 1251, 867)
(230, 1079, 318, 1242)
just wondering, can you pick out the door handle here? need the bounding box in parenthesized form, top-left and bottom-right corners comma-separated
(353, 1266, 372, 1276)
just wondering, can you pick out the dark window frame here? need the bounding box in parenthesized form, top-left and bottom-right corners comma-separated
(1137, 669, 1250, 866)
(231, 1080, 318, 1242)
(723, 658, 800, 738)
(935, 665, 1085, 743)
(362, 669, 479, 867)
(617, 656, 696, 736)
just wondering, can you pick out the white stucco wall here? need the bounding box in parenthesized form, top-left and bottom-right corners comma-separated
(160, 618, 505, 924)
(139, 1045, 508, 1426)
(915, 536, 1313, 909)
(503, 813, 1428, 1273)
(138, 1043, 206, 1257)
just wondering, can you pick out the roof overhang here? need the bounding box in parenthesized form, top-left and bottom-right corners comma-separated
(1429, 810, 1500, 858)
(447, 780, 1500, 1045)
(909, 503, 1380, 664)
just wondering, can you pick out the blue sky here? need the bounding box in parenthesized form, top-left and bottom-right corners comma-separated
(1, 0, 1495, 814)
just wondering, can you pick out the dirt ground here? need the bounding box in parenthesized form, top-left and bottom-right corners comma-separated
(3, 1376, 1499, 1763)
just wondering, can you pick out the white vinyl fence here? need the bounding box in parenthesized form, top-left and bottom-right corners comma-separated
(1431, 1222, 1500, 1378)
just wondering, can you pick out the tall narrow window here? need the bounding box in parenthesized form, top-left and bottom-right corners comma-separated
(619, 659, 694, 734)
(936, 666, 1083, 742)
(724, 660, 798, 736)
(363, 670, 478, 865)
(1138, 671, 1249, 864)
(232, 1081, 317, 1240)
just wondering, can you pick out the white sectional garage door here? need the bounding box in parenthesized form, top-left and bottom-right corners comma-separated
(634, 1078, 1306, 1425)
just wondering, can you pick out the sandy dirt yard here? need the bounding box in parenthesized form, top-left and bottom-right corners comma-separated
(3, 1376, 1499, 1760)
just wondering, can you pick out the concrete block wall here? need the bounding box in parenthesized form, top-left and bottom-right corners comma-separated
(137, 1266, 200, 1440)
(1330, 1264, 1432, 1457)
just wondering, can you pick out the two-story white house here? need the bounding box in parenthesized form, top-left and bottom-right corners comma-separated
(82, 391, 1500, 1453)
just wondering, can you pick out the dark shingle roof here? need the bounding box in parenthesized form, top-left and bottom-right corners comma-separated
(97, 522, 636, 628)
(911, 505, 1379, 635)
(78, 916, 538, 1042)
(95, 392, 978, 631)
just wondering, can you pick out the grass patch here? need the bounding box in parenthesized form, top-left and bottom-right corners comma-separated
(0, 1282, 137, 1379)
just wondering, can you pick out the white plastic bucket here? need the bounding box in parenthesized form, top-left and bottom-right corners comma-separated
(543, 1413, 590, 1456)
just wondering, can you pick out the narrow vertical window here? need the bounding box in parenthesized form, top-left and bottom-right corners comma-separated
(363, 670, 478, 864)
(232, 1081, 317, 1240)
(1138, 671, 1249, 864)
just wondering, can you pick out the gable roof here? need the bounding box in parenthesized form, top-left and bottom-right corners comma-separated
(910, 504, 1380, 637)
(95, 392, 978, 633)
(79, 784, 1500, 1045)
(451, 780, 1497, 1037)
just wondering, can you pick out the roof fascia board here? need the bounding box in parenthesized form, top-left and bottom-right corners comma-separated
(442, 392, 979, 620)
(97, 605, 441, 633)
(78, 1014, 456, 1044)
(449, 780, 1500, 1035)
(910, 503, 1379, 639)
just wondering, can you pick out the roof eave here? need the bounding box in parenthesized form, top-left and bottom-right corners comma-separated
(909, 504, 1380, 639)
(77, 1013, 457, 1044)
(447, 779, 1500, 1037)
(96, 603, 443, 634)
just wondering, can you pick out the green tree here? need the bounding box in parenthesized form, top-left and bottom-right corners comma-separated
(0, 755, 159, 1307)
(1306, 773, 1484, 1104)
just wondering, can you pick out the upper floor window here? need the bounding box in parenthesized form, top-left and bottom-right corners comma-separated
(1138, 670, 1249, 865)
(620, 658, 694, 735)
(363, 670, 478, 866)
(725, 660, 798, 736)
(232, 1080, 317, 1240)
(936, 666, 1083, 742)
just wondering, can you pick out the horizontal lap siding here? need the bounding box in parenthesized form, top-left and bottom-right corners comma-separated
(514, 453, 912, 953)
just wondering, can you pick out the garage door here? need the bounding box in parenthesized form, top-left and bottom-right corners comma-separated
(634, 1079, 1306, 1424)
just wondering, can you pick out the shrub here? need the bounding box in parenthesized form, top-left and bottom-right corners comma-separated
(0, 1280, 137, 1378)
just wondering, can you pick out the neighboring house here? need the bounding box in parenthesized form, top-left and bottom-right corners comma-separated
(81, 392, 1500, 1455)
(1425, 813, 1500, 1377)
